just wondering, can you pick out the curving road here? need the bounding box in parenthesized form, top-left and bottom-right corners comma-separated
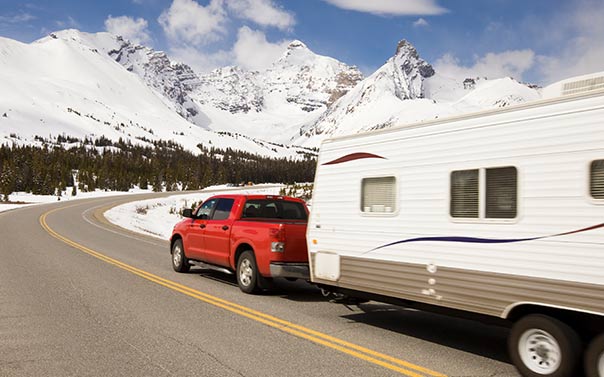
(0, 194, 519, 377)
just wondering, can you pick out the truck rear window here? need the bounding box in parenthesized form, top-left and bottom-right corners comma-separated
(242, 200, 307, 220)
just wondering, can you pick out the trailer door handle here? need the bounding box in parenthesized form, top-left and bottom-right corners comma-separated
(222, 225, 229, 231)
(199, 224, 206, 229)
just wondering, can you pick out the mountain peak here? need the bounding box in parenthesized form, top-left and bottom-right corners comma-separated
(288, 40, 308, 50)
(395, 39, 414, 56)
(392, 38, 435, 81)
(276, 39, 317, 67)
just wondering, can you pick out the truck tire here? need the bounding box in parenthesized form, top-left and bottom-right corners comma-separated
(237, 250, 261, 294)
(508, 314, 581, 377)
(585, 333, 604, 377)
(171, 239, 190, 273)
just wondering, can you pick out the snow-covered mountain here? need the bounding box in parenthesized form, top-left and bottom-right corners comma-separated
(194, 41, 362, 115)
(0, 29, 542, 155)
(190, 40, 364, 144)
(0, 30, 311, 158)
(106, 35, 208, 127)
(262, 40, 364, 112)
(294, 39, 540, 146)
(75, 31, 365, 143)
(196, 65, 263, 114)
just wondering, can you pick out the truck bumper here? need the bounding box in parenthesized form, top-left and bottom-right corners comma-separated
(269, 262, 310, 280)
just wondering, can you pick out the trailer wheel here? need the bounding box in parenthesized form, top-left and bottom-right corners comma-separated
(509, 314, 581, 377)
(585, 333, 604, 377)
(237, 250, 260, 294)
(171, 239, 190, 273)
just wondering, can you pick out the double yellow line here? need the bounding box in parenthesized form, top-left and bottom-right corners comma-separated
(40, 206, 447, 377)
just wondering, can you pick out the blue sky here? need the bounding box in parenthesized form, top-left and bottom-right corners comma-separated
(1, 0, 603, 85)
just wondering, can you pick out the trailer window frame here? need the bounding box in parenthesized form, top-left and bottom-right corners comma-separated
(360, 175, 398, 216)
(450, 166, 518, 222)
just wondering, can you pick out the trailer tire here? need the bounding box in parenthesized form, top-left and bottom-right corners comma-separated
(585, 333, 604, 377)
(508, 314, 581, 377)
(171, 239, 190, 273)
(236, 250, 260, 294)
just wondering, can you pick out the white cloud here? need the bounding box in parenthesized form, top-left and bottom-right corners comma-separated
(434, 50, 535, 81)
(322, 0, 447, 16)
(155, 0, 296, 73)
(535, 0, 604, 84)
(233, 26, 289, 71)
(170, 46, 234, 73)
(539, 45, 604, 86)
(413, 18, 429, 27)
(158, 0, 226, 47)
(104, 15, 152, 45)
(55, 16, 80, 29)
(226, 0, 295, 30)
(162, 27, 290, 73)
(0, 12, 36, 23)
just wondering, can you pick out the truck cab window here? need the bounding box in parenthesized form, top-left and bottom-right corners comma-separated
(243, 199, 308, 220)
(212, 198, 235, 220)
(196, 199, 217, 219)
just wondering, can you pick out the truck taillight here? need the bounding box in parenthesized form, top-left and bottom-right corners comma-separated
(269, 225, 286, 242)
(270, 225, 286, 252)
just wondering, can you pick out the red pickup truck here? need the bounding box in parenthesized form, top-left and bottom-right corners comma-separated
(170, 194, 310, 293)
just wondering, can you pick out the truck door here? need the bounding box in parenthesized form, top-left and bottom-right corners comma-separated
(200, 198, 235, 266)
(185, 198, 217, 260)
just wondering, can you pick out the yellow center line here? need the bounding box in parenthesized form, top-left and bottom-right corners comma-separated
(40, 205, 447, 377)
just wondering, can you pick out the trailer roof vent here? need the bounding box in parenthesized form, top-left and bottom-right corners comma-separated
(562, 76, 604, 96)
(542, 71, 604, 99)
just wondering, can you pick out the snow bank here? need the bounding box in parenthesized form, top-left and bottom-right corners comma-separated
(104, 184, 284, 240)
(0, 187, 153, 213)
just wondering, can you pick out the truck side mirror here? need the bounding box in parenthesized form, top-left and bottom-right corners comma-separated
(182, 208, 194, 218)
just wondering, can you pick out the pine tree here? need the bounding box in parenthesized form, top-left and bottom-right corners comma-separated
(0, 162, 15, 201)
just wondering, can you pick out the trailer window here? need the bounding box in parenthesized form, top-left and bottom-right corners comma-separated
(361, 177, 396, 213)
(450, 170, 479, 218)
(486, 167, 517, 218)
(451, 167, 517, 219)
(591, 160, 604, 199)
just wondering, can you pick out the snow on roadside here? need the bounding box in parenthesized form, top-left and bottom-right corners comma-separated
(0, 187, 153, 214)
(104, 184, 284, 240)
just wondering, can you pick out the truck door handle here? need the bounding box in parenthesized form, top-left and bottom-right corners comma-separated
(222, 225, 229, 231)
(199, 224, 206, 229)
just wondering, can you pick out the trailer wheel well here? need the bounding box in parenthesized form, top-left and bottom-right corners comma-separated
(507, 304, 604, 341)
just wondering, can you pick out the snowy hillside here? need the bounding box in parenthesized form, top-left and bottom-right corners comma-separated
(37, 31, 363, 145)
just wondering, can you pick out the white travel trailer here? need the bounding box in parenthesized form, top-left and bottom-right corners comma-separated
(308, 72, 604, 377)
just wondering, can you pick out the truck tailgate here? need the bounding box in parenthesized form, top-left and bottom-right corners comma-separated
(281, 222, 308, 262)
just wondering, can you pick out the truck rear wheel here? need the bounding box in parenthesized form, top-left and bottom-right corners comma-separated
(171, 239, 190, 273)
(237, 250, 260, 294)
(585, 333, 604, 377)
(508, 314, 581, 377)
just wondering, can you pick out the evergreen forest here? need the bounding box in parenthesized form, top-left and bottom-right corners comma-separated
(0, 137, 317, 201)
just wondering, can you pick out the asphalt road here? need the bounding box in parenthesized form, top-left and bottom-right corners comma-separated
(0, 193, 520, 377)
